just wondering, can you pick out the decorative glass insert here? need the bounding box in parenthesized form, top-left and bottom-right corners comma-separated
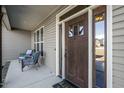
(68, 26, 74, 37)
(79, 24, 84, 36)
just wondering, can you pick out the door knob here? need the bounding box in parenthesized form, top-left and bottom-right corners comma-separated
(65, 49, 68, 57)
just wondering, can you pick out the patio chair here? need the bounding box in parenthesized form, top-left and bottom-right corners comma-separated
(21, 51, 41, 72)
(18, 49, 34, 62)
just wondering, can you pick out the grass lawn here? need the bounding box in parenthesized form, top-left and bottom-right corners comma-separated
(95, 47, 104, 62)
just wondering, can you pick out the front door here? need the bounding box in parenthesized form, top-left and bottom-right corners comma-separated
(65, 13, 88, 88)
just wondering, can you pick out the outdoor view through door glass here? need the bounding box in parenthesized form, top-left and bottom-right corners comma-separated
(95, 13, 105, 88)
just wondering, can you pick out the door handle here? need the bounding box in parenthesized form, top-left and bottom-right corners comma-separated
(65, 49, 68, 57)
(65, 52, 67, 57)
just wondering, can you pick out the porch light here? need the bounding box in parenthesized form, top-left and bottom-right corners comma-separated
(95, 14, 104, 22)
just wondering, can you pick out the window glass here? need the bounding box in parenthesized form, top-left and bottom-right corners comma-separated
(37, 31, 39, 42)
(95, 13, 105, 88)
(41, 28, 43, 41)
(37, 43, 39, 51)
(34, 44, 36, 51)
(95, 13, 104, 22)
(34, 33, 36, 42)
(79, 24, 84, 36)
(41, 43, 43, 56)
(68, 26, 74, 37)
(34, 28, 44, 53)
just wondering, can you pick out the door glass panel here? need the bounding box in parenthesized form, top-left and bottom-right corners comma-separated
(95, 13, 105, 88)
(79, 23, 84, 36)
(68, 26, 74, 37)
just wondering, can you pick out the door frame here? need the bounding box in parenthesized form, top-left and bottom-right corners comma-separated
(56, 5, 112, 88)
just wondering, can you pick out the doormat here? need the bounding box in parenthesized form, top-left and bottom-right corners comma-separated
(2, 61, 10, 81)
(52, 80, 78, 88)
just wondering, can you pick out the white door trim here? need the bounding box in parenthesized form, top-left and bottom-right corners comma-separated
(56, 5, 112, 88)
(88, 8, 93, 88)
(106, 5, 112, 88)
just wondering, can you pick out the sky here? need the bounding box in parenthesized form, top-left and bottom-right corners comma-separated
(95, 20, 104, 39)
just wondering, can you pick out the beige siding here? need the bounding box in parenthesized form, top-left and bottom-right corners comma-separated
(112, 5, 124, 88)
(2, 23, 31, 65)
(32, 6, 67, 73)
(43, 16, 56, 72)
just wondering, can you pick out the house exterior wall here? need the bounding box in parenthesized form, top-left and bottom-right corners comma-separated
(112, 5, 124, 88)
(31, 6, 67, 73)
(2, 6, 31, 65)
(2, 23, 31, 65)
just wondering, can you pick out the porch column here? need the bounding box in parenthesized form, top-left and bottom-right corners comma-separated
(0, 5, 2, 88)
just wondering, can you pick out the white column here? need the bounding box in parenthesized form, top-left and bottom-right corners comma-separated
(88, 8, 93, 88)
(106, 5, 112, 88)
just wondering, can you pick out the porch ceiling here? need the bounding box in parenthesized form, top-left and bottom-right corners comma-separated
(5, 5, 61, 31)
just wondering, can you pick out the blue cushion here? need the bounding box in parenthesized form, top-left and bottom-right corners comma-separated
(32, 51, 40, 63)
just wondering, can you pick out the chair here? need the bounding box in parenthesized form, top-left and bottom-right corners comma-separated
(18, 49, 34, 62)
(21, 51, 41, 72)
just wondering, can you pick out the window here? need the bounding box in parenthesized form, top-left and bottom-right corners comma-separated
(68, 26, 74, 37)
(59, 5, 89, 21)
(79, 23, 84, 36)
(41, 28, 43, 41)
(34, 27, 44, 56)
(37, 31, 39, 42)
(68, 23, 84, 37)
(93, 6, 106, 88)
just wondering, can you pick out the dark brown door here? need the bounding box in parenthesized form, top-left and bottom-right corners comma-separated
(65, 13, 88, 88)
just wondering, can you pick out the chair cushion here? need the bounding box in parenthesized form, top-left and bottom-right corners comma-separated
(22, 51, 40, 65)
(23, 58, 34, 65)
(26, 50, 32, 55)
(33, 52, 40, 63)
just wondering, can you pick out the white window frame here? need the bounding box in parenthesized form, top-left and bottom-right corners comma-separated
(56, 5, 112, 88)
(33, 26, 44, 51)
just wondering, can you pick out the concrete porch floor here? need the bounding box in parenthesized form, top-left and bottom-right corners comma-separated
(3, 60, 62, 88)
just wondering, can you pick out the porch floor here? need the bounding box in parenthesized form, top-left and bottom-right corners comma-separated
(3, 60, 62, 88)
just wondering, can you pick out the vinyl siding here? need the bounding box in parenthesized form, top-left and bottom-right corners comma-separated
(32, 6, 67, 73)
(112, 5, 124, 88)
(2, 23, 31, 65)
